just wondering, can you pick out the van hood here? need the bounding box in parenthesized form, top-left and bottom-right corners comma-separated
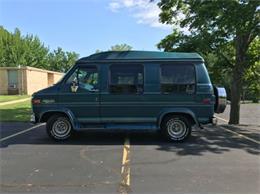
(32, 84, 59, 96)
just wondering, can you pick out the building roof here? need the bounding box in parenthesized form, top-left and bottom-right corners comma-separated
(0, 66, 63, 75)
(77, 51, 203, 63)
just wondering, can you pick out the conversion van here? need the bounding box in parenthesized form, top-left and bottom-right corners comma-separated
(31, 51, 226, 142)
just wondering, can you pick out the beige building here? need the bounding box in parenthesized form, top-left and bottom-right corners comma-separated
(0, 66, 64, 95)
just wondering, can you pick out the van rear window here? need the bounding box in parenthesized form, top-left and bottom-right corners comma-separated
(160, 64, 195, 94)
(109, 65, 144, 94)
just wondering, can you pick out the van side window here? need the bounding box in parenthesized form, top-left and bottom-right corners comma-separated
(66, 67, 98, 92)
(109, 65, 144, 94)
(160, 64, 195, 94)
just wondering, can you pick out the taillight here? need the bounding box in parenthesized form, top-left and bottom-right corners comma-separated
(202, 98, 211, 104)
(32, 99, 41, 104)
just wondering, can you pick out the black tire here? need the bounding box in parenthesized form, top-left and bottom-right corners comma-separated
(161, 115, 191, 142)
(46, 114, 73, 141)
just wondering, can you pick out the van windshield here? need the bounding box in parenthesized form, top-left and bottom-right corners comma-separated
(55, 66, 74, 84)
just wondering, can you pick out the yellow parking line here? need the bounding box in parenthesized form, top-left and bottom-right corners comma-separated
(122, 137, 130, 186)
(0, 123, 44, 142)
(119, 137, 131, 193)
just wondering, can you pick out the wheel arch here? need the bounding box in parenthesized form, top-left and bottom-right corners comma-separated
(39, 109, 76, 129)
(158, 108, 199, 128)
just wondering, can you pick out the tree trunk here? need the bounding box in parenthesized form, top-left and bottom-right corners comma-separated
(229, 68, 242, 124)
(229, 35, 248, 124)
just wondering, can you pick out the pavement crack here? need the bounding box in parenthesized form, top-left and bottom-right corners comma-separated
(79, 148, 121, 176)
(0, 181, 116, 188)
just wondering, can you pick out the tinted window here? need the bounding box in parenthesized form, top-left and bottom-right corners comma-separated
(110, 65, 144, 94)
(160, 64, 195, 94)
(196, 63, 211, 84)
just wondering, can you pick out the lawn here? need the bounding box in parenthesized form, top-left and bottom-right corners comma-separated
(0, 95, 30, 103)
(0, 100, 31, 122)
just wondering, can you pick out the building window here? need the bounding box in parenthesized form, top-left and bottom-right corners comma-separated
(7, 70, 19, 95)
(109, 65, 144, 94)
(160, 64, 195, 94)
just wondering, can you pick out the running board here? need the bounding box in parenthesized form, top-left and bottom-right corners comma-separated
(75, 123, 158, 131)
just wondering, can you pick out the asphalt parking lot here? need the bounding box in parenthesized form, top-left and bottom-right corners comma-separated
(1, 104, 260, 193)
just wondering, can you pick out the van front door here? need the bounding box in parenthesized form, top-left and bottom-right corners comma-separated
(59, 66, 100, 124)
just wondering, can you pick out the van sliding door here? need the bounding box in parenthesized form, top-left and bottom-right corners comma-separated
(100, 64, 154, 124)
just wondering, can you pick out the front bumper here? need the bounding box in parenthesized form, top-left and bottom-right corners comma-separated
(30, 113, 37, 124)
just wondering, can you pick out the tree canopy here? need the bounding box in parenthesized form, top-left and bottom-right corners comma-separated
(157, 0, 259, 124)
(96, 43, 133, 53)
(109, 43, 133, 51)
(0, 26, 79, 72)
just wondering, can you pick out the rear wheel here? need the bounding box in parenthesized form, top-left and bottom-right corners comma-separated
(46, 115, 72, 141)
(161, 115, 191, 142)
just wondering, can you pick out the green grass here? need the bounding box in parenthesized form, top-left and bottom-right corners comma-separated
(0, 100, 31, 122)
(0, 95, 30, 103)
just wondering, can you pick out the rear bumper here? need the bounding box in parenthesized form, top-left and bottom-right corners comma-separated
(211, 117, 217, 125)
(198, 116, 217, 125)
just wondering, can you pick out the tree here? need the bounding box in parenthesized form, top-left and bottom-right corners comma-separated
(243, 38, 260, 103)
(157, 0, 259, 124)
(47, 47, 79, 72)
(109, 44, 132, 51)
(95, 49, 103, 54)
(96, 44, 133, 53)
(0, 27, 49, 68)
(0, 26, 79, 72)
(23, 34, 49, 69)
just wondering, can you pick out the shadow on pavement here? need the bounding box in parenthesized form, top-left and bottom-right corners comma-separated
(155, 125, 260, 156)
(222, 124, 260, 141)
(1, 123, 259, 156)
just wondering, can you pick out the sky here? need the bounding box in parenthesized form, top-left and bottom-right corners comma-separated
(0, 0, 173, 57)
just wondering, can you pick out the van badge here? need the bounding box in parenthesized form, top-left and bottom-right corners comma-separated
(42, 99, 55, 104)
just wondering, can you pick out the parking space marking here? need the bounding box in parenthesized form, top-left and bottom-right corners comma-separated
(215, 116, 229, 123)
(218, 126, 260, 145)
(214, 115, 260, 144)
(118, 137, 131, 193)
(0, 123, 44, 142)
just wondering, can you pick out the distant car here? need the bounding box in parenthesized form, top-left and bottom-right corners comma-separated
(31, 51, 226, 142)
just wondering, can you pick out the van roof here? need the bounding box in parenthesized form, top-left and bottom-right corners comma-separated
(77, 51, 203, 63)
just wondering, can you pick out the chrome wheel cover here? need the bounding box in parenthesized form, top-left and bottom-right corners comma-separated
(166, 119, 187, 139)
(52, 118, 71, 139)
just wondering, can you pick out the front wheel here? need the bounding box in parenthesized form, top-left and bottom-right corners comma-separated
(161, 115, 191, 142)
(46, 115, 73, 141)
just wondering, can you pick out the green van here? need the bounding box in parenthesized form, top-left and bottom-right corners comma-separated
(31, 51, 226, 142)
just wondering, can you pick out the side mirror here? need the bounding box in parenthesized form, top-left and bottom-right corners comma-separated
(71, 81, 78, 93)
